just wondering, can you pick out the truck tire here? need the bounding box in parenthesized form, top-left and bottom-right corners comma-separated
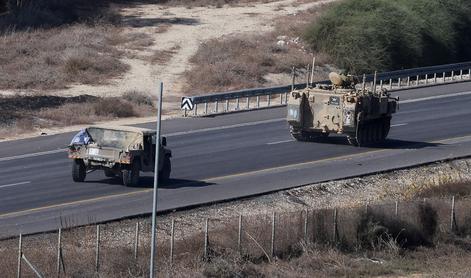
(159, 156, 171, 182)
(122, 160, 140, 187)
(72, 159, 86, 182)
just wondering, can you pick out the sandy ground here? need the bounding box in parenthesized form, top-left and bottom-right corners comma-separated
(3, 0, 333, 113)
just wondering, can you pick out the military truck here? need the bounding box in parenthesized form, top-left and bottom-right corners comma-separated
(287, 72, 398, 146)
(68, 125, 172, 186)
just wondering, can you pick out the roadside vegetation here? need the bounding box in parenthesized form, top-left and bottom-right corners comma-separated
(0, 92, 155, 138)
(184, 4, 334, 94)
(304, 0, 471, 74)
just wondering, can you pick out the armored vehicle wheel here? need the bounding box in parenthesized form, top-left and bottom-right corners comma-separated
(290, 127, 329, 142)
(72, 159, 86, 182)
(122, 160, 140, 187)
(104, 169, 115, 177)
(159, 156, 171, 182)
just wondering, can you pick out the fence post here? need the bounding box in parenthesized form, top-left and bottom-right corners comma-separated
(271, 212, 276, 258)
(204, 102, 208, 115)
(395, 200, 398, 217)
(17, 234, 22, 278)
(95, 225, 100, 273)
(280, 93, 283, 104)
(451, 196, 456, 232)
(225, 99, 229, 112)
(170, 219, 174, 266)
(333, 208, 338, 243)
(56, 229, 62, 278)
(256, 96, 260, 108)
(236, 98, 240, 110)
(215, 101, 218, 113)
(246, 97, 250, 109)
(304, 209, 308, 242)
(237, 215, 242, 254)
(204, 219, 209, 260)
(134, 222, 139, 260)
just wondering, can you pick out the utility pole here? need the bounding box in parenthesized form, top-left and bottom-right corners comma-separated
(150, 82, 163, 277)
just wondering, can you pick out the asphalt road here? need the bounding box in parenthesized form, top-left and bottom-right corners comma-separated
(1, 82, 471, 238)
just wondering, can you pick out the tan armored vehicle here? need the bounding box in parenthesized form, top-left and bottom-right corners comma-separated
(287, 73, 398, 146)
(68, 125, 172, 186)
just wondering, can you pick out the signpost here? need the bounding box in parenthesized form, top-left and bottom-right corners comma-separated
(150, 82, 163, 277)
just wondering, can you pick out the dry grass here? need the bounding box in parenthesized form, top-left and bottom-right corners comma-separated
(0, 24, 155, 90)
(0, 92, 155, 137)
(183, 4, 333, 94)
(150, 45, 181, 65)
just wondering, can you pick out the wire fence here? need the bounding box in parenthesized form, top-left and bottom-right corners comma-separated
(5, 196, 471, 277)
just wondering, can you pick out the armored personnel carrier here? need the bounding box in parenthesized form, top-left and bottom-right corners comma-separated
(68, 125, 172, 186)
(287, 73, 398, 146)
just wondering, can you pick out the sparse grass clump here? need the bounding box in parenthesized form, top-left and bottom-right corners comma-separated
(0, 24, 136, 90)
(305, 0, 471, 73)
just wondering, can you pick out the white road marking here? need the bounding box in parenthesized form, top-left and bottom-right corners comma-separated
(267, 139, 294, 145)
(400, 90, 471, 104)
(165, 118, 285, 137)
(0, 181, 31, 189)
(0, 149, 66, 162)
(391, 123, 408, 127)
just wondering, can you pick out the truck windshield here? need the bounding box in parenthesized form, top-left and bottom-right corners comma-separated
(86, 128, 141, 149)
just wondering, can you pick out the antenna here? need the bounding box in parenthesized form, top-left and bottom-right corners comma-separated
(310, 57, 316, 86)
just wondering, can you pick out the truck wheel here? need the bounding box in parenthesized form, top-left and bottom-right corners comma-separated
(72, 159, 86, 182)
(159, 156, 171, 182)
(104, 169, 115, 178)
(122, 160, 140, 187)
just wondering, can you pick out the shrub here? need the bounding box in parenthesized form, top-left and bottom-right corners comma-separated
(305, 0, 471, 73)
(93, 98, 136, 118)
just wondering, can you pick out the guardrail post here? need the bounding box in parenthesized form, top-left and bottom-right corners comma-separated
(194, 104, 197, 116)
(451, 70, 454, 80)
(57, 228, 63, 277)
(267, 94, 271, 106)
(434, 73, 437, 83)
(469, 69, 471, 79)
(204, 102, 208, 115)
(406, 76, 410, 87)
(256, 96, 260, 108)
(450, 196, 456, 232)
(246, 97, 249, 109)
(443, 72, 446, 82)
(425, 74, 428, 85)
(214, 101, 218, 113)
(333, 208, 338, 243)
(284, 93, 288, 104)
(416, 75, 420, 86)
(17, 234, 22, 278)
(225, 99, 229, 112)
(397, 77, 401, 89)
(236, 98, 240, 110)
(460, 70, 463, 80)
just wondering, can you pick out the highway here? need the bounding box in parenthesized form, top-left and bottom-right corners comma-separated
(1, 82, 471, 238)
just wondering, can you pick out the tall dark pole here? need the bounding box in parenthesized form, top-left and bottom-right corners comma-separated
(150, 82, 163, 277)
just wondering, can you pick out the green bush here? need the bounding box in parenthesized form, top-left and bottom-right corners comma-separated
(304, 0, 471, 74)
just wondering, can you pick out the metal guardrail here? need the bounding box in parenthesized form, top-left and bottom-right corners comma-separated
(181, 61, 471, 117)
